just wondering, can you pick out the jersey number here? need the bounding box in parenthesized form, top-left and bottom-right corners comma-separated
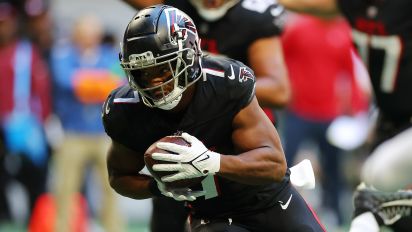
(352, 29, 402, 93)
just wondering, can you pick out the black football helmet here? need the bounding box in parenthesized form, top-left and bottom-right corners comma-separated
(120, 5, 203, 110)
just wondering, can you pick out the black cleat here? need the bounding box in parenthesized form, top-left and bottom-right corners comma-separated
(353, 183, 412, 225)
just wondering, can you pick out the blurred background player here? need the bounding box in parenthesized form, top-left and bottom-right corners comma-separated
(0, 0, 52, 226)
(278, 0, 412, 231)
(50, 14, 124, 232)
(14, 0, 53, 62)
(119, 0, 290, 231)
(1, 0, 140, 230)
(281, 13, 370, 229)
(103, 5, 325, 232)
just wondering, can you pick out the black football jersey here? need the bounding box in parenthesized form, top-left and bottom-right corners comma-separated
(337, 0, 412, 120)
(164, 0, 286, 65)
(102, 56, 289, 217)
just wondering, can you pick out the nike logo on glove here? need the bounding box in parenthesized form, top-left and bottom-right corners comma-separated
(278, 194, 293, 210)
(191, 152, 211, 174)
(196, 154, 210, 163)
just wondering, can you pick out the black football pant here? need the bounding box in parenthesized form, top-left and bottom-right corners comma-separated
(150, 197, 189, 232)
(190, 184, 325, 232)
(150, 184, 325, 232)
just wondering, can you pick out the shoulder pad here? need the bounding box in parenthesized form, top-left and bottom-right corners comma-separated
(201, 56, 255, 108)
(202, 56, 255, 82)
(102, 86, 138, 115)
(102, 85, 140, 139)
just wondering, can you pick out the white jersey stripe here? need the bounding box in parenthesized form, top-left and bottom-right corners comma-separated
(202, 68, 225, 78)
(114, 91, 140, 103)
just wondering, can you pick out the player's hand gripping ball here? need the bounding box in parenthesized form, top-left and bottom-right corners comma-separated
(144, 136, 205, 189)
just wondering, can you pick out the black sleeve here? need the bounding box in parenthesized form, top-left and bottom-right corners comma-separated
(226, 60, 256, 110)
(256, 3, 286, 36)
(237, 0, 287, 38)
(102, 90, 119, 139)
(101, 89, 130, 145)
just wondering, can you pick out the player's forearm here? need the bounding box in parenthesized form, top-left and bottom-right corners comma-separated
(255, 76, 291, 108)
(218, 147, 287, 185)
(249, 37, 291, 107)
(109, 172, 155, 199)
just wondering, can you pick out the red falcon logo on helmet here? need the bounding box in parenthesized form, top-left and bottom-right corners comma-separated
(165, 8, 197, 44)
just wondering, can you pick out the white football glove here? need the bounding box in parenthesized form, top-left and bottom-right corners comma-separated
(155, 178, 205, 201)
(152, 133, 221, 182)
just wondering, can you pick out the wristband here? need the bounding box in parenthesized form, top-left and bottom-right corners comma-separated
(148, 179, 163, 197)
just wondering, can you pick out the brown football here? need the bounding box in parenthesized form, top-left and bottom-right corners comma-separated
(144, 135, 205, 189)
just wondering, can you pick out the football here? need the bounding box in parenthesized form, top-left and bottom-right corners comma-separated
(144, 135, 205, 189)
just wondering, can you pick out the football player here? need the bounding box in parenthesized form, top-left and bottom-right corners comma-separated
(120, 0, 290, 231)
(278, 0, 412, 231)
(103, 5, 325, 232)
(121, 0, 290, 122)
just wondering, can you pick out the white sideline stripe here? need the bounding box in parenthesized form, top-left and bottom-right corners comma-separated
(114, 91, 140, 103)
(203, 68, 225, 77)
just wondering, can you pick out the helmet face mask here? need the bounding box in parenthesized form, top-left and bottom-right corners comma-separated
(120, 5, 202, 110)
(122, 48, 194, 109)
